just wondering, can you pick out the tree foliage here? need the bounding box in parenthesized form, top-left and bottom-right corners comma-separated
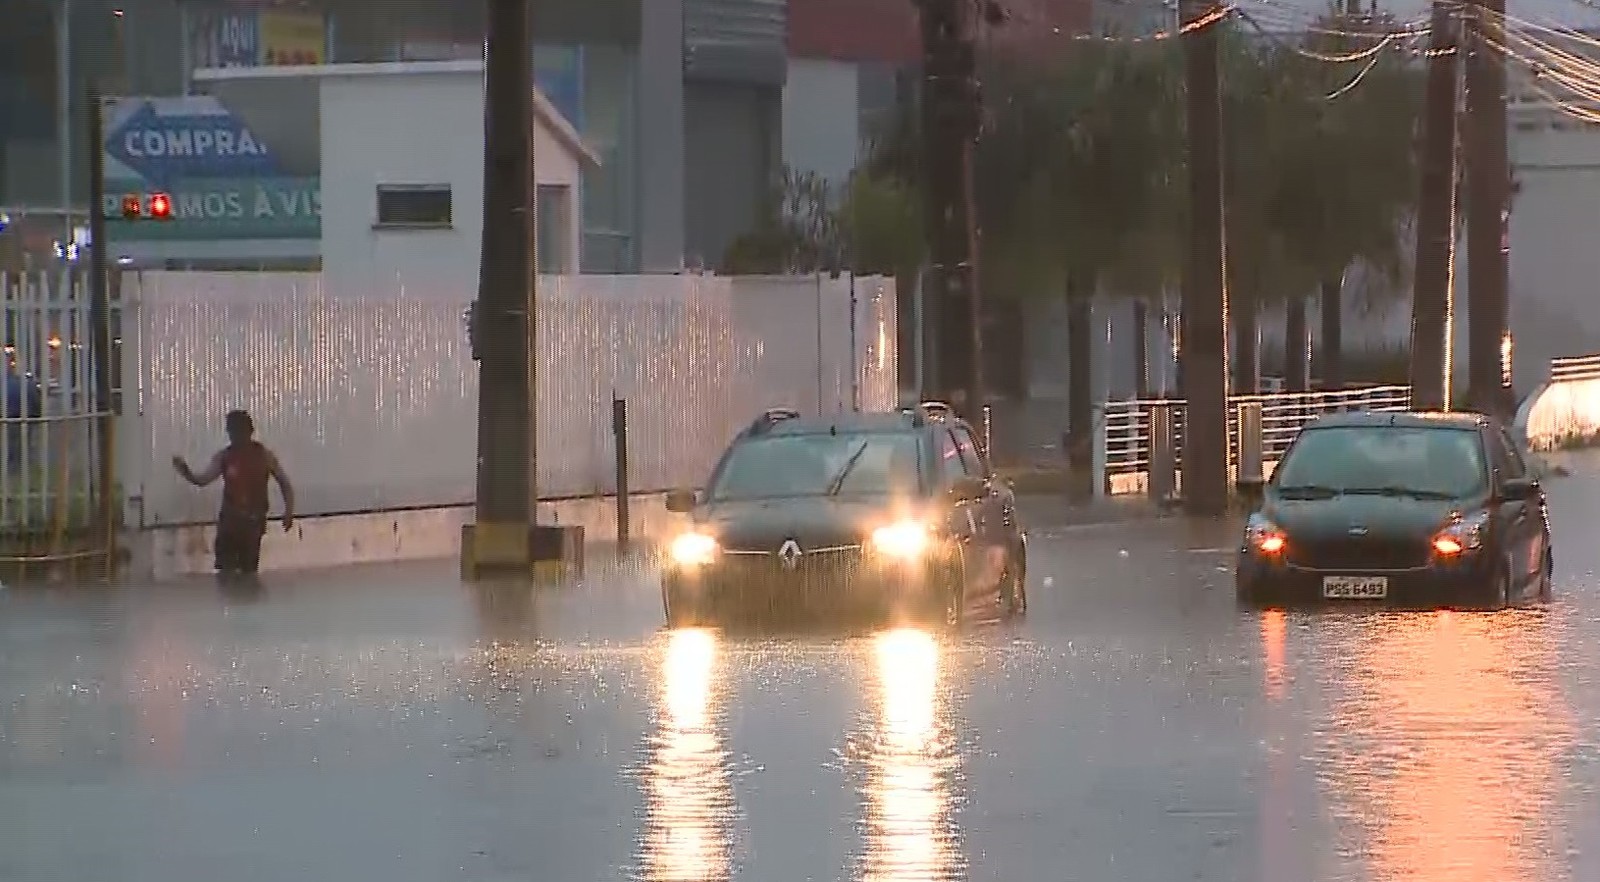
(719, 165, 923, 276)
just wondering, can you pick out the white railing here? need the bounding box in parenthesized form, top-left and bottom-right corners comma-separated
(0, 271, 122, 556)
(1099, 385, 1413, 495)
(1518, 352, 1600, 450)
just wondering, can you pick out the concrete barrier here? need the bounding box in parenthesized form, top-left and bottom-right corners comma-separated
(131, 491, 691, 579)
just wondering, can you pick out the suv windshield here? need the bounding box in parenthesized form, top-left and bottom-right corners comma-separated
(707, 432, 922, 501)
(1273, 425, 1488, 499)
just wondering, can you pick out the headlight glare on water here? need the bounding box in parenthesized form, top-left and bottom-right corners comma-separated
(871, 521, 930, 558)
(669, 531, 719, 566)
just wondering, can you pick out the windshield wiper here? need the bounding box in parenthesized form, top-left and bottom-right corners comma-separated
(1343, 485, 1456, 500)
(1275, 484, 1341, 498)
(825, 441, 871, 496)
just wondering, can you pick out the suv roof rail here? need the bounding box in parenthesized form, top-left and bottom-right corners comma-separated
(918, 400, 954, 421)
(742, 407, 801, 437)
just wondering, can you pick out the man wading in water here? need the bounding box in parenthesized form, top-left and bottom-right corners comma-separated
(172, 410, 295, 576)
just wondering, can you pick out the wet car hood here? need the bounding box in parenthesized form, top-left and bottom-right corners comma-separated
(691, 496, 918, 551)
(1262, 493, 1474, 543)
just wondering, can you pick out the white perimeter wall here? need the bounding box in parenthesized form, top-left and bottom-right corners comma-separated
(118, 271, 896, 527)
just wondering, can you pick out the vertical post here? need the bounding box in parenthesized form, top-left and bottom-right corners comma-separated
(915, 0, 983, 420)
(1148, 402, 1176, 504)
(1409, 1, 1462, 412)
(1179, 0, 1231, 515)
(1132, 298, 1150, 399)
(848, 272, 860, 412)
(612, 397, 629, 550)
(87, 79, 114, 573)
(56, 0, 74, 241)
(1465, 0, 1511, 418)
(1284, 296, 1309, 391)
(814, 274, 825, 413)
(467, 0, 535, 575)
(1317, 277, 1343, 390)
(1235, 401, 1263, 486)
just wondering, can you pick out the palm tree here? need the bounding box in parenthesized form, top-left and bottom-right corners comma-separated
(998, 41, 1182, 483)
(1273, 12, 1424, 390)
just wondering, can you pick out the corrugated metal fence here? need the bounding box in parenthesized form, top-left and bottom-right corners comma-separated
(115, 271, 895, 527)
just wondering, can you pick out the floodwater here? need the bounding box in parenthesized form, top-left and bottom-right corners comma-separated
(4, 476, 1600, 881)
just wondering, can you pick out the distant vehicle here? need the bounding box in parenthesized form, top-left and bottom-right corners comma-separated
(659, 403, 1028, 628)
(1235, 410, 1553, 609)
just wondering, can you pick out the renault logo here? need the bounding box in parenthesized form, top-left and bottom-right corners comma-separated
(778, 539, 802, 570)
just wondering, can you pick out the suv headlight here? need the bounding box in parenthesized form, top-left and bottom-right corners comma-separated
(669, 531, 719, 566)
(1245, 512, 1286, 555)
(871, 521, 930, 559)
(1431, 509, 1490, 557)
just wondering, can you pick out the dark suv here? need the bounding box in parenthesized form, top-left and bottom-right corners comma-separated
(659, 403, 1029, 628)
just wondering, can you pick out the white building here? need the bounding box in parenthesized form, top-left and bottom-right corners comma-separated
(193, 60, 599, 293)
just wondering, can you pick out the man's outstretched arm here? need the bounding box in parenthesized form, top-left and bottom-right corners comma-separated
(173, 451, 223, 487)
(267, 449, 296, 529)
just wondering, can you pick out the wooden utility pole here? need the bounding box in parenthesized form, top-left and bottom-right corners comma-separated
(914, 0, 984, 418)
(1408, 0, 1462, 411)
(1465, 0, 1512, 417)
(1179, 0, 1230, 515)
(465, 0, 536, 577)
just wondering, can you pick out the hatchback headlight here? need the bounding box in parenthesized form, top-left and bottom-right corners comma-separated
(1245, 513, 1286, 555)
(669, 531, 719, 566)
(1432, 510, 1489, 557)
(871, 521, 930, 559)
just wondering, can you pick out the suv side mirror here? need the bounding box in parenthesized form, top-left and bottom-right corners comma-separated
(1500, 477, 1538, 501)
(950, 476, 987, 503)
(664, 489, 698, 512)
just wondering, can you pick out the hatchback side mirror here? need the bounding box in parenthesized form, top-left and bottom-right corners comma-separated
(950, 476, 987, 503)
(664, 489, 698, 513)
(1500, 477, 1538, 501)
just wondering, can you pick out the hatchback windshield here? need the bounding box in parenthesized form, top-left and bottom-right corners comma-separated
(1273, 425, 1488, 498)
(707, 433, 921, 500)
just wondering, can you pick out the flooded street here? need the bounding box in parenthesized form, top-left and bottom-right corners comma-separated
(5, 475, 1600, 882)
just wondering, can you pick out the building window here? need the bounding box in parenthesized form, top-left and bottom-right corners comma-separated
(374, 184, 452, 228)
(537, 184, 572, 274)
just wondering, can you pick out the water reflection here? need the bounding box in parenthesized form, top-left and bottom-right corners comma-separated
(858, 628, 963, 882)
(1319, 612, 1574, 882)
(637, 628, 735, 882)
(1259, 609, 1303, 882)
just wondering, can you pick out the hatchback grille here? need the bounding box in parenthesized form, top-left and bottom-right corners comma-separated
(1289, 537, 1430, 570)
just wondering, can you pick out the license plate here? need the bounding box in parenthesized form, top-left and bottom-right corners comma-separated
(1322, 575, 1388, 599)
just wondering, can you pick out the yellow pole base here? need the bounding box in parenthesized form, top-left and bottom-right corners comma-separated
(460, 522, 585, 581)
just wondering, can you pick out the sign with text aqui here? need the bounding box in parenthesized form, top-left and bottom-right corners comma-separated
(101, 96, 320, 240)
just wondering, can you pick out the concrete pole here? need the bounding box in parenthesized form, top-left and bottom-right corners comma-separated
(465, 0, 536, 577)
(914, 0, 984, 420)
(1465, 0, 1511, 417)
(1408, 1, 1462, 411)
(1179, 0, 1230, 514)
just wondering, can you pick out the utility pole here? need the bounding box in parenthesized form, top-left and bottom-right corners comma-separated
(1408, 1, 1462, 411)
(1179, 0, 1230, 515)
(1465, 0, 1511, 418)
(913, 0, 984, 418)
(465, 0, 536, 577)
(87, 77, 114, 574)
